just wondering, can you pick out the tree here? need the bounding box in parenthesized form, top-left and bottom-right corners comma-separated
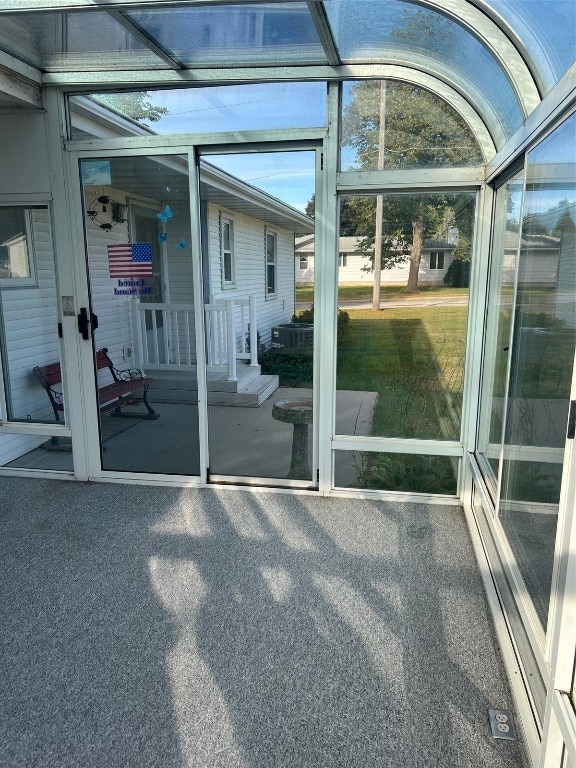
(305, 194, 315, 219)
(341, 78, 482, 295)
(93, 92, 168, 125)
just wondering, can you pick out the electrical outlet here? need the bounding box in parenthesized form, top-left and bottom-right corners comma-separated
(488, 709, 516, 740)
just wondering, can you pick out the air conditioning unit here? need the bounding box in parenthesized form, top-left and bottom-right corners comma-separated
(271, 323, 314, 353)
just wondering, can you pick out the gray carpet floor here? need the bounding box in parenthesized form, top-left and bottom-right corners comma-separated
(0, 477, 528, 768)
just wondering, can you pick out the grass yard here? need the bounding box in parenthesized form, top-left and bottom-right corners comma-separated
(336, 305, 469, 441)
(296, 284, 468, 305)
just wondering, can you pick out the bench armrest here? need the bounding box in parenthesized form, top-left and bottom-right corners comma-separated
(111, 366, 146, 383)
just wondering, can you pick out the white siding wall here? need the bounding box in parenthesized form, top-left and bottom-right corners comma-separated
(0, 208, 61, 465)
(296, 252, 454, 285)
(207, 204, 295, 348)
(84, 188, 134, 385)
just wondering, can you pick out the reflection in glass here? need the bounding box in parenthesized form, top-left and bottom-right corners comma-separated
(0, 11, 161, 71)
(334, 450, 457, 494)
(80, 154, 200, 475)
(341, 80, 483, 171)
(479, 171, 524, 482)
(498, 114, 576, 630)
(335, 192, 475, 441)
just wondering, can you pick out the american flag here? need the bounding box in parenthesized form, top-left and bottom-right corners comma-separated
(107, 243, 153, 277)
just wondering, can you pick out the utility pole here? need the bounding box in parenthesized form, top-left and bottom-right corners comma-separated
(372, 80, 386, 311)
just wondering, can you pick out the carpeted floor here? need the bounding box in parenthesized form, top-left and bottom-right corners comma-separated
(0, 477, 528, 767)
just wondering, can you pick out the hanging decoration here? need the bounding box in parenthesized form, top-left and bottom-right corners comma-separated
(86, 195, 127, 231)
(175, 239, 187, 250)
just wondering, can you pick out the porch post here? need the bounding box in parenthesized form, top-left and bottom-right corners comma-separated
(131, 298, 144, 369)
(249, 295, 258, 367)
(226, 298, 237, 381)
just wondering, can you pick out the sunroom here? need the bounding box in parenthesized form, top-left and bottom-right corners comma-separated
(0, 2, 574, 766)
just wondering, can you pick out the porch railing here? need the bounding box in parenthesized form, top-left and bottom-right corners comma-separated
(204, 295, 258, 381)
(131, 296, 258, 381)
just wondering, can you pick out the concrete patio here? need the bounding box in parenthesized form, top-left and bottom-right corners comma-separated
(0, 476, 528, 767)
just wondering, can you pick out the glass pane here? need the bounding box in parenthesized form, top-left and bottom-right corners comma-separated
(335, 192, 476, 440)
(0, 206, 73, 470)
(80, 155, 200, 476)
(202, 151, 316, 482)
(327, 0, 523, 140)
(126, 3, 326, 66)
(0, 11, 164, 71)
(478, 170, 525, 483)
(334, 450, 458, 493)
(0, 206, 63, 424)
(499, 113, 576, 630)
(486, 0, 576, 93)
(341, 80, 483, 171)
(69, 82, 327, 140)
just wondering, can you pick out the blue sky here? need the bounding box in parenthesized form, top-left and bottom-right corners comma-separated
(143, 82, 323, 212)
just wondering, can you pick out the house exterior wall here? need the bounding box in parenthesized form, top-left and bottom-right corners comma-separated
(0, 208, 61, 465)
(207, 204, 295, 348)
(0, 112, 50, 197)
(296, 251, 455, 285)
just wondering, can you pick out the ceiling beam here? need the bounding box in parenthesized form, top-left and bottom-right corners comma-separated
(306, 0, 340, 67)
(108, 9, 184, 69)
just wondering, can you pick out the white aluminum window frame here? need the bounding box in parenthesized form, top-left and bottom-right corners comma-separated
(219, 213, 236, 289)
(0, 206, 38, 288)
(265, 227, 277, 299)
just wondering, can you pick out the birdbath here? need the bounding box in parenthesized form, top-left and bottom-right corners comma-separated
(272, 398, 313, 480)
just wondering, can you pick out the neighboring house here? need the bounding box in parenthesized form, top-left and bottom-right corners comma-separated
(295, 235, 456, 285)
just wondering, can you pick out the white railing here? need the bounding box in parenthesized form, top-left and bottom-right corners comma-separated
(204, 295, 258, 381)
(131, 301, 196, 370)
(131, 296, 258, 381)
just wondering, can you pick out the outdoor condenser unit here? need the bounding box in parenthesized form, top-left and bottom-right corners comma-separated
(271, 323, 314, 353)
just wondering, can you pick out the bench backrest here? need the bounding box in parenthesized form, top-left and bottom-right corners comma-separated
(35, 349, 114, 392)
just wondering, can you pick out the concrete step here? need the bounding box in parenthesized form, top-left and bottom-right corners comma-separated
(208, 374, 279, 407)
(207, 364, 262, 392)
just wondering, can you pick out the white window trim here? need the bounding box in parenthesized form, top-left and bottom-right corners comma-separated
(0, 207, 39, 288)
(299, 254, 309, 270)
(339, 252, 348, 267)
(220, 213, 236, 289)
(430, 251, 445, 270)
(265, 228, 277, 299)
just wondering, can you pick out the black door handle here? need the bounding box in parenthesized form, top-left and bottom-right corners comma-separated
(77, 307, 90, 340)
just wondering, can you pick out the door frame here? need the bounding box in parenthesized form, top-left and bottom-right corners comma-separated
(197, 142, 322, 489)
(63, 138, 326, 488)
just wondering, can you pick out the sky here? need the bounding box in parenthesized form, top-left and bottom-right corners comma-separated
(139, 82, 324, 212)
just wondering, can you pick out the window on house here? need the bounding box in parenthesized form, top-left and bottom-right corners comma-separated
(430, 251, 445, 269)
(339, 253, 348, 267)
(299, 254, 308, 270)
(221, 216, 235, 286)
(0, 207, 37, 287)
(266, 230, 277, 296)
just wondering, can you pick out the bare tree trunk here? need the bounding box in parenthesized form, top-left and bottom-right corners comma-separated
(372, 81, 386, 311)
(405, 197, 425, 293)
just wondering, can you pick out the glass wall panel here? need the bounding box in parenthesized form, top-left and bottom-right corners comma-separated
(478, 170, 525, 484)
(0, 206, 62, 424)
(80, 154, 200, 476)
(69, 83, 327, 141)
(334, 450, 457, 493)
(0, 205, 74, 471)
(126, 3, 326, 66)
(341, 80, 483, 171)
(326, 1, 524, 139)
(498, 113, 576, 630)
(334, 192, 475, 441)
(486, 0, 576, 93)
(203, 151, 316, 483)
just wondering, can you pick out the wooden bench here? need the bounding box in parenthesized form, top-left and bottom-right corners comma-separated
(33, 348, 157, 422)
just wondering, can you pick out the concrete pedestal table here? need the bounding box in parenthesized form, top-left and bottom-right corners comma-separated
(272, 398, 313, 480)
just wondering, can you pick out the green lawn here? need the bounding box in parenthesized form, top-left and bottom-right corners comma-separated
(296, 284, 468, 305)
(336, 305, 468, 441)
